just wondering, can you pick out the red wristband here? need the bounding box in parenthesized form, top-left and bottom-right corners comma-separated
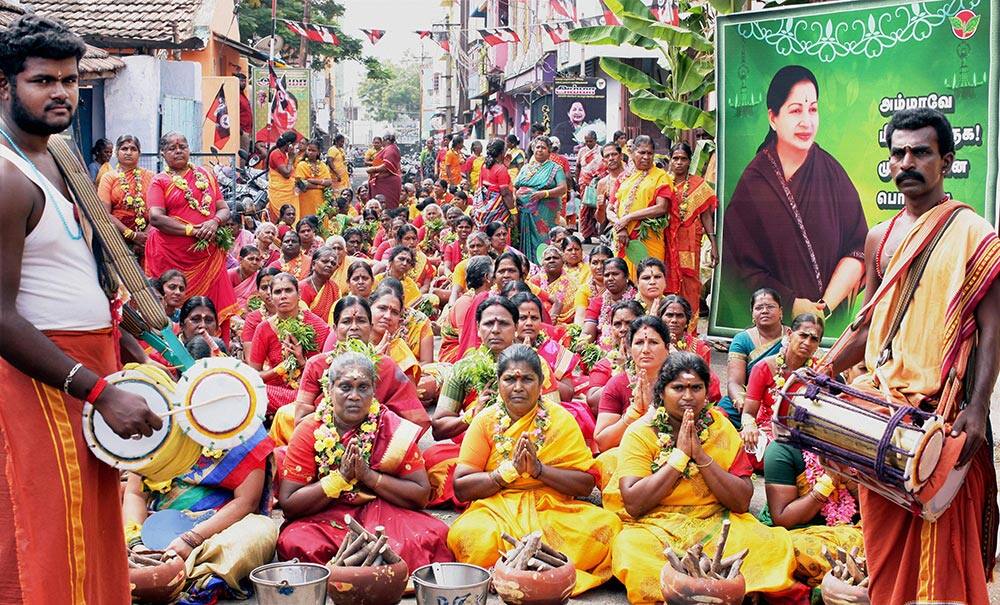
(85, 377, 109, 404)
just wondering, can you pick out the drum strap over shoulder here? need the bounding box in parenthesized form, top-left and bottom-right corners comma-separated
(47, 135, 169, 333)
(876, 209, 964, 366)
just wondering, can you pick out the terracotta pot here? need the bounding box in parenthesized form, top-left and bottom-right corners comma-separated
(659, 561, 745, 605)
(820, 571, 870, 605)
(129, 552, 187, 604)
(326, 559, 409, 605)
(493, 558, 576, 605)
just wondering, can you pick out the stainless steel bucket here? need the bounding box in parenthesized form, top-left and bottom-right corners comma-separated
(250, 559, 330, 604)
(412, 562, 491, 605)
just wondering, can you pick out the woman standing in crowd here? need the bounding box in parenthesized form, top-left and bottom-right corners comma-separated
(610, 135, 672, 279)
(294, 140, 333, 217)
(268, 131, 298, 220)
(474, 139, 516, 232)
(513, 136, 568, 259)
(145, 131, 237, 337)
(271, 230, 311, 280)
(98, 134, 152, 260)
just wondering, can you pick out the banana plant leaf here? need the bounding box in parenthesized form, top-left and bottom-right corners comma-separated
(629, 96, 716, 136)
(568, 25, 658, 50)
(620, 15, 714, 53)
(599, 57, 668, 94)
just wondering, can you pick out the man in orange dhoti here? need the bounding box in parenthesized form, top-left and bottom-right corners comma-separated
(0, 16, 162, 603)
(828, 109, 1000, 604)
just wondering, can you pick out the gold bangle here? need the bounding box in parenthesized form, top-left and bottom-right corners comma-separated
(184, 224, 194, 237)
(372, 471, 383, 490)
(123, 228, 135, 241)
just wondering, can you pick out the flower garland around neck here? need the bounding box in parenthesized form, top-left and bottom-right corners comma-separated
(118, 169, 148, 229)
(167, 164, 213, 216)
(802, 451, 857, 525)
(313, 393, 381, 481)
(597, 285, 637, 350)
(772, 348, 815, 389)
(671, 333, 690, 351)
(273, 311, 318, 389)
(494, 397, 551, 482)
(650, 404, 713, 477)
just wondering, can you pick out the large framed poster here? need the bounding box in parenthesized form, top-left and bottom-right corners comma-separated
(551, 77, 608, 155)
(712, 0, 998, 340)
(250, 66, 312, 144)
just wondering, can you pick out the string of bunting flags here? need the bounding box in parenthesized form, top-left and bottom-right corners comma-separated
(275, 0, 677, 51)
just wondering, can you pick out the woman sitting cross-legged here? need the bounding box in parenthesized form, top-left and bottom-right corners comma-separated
(605, 351, 806, 604)
(276, 353, 453, 571)
(447, 345, 621, 597)
(248, 272, 330, 417)
(122, 365, 277, 600)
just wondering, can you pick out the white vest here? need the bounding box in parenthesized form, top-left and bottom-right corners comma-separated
(0, 145, 112, 331)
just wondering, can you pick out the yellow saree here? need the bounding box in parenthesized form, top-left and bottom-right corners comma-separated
(374, 273, 422, 307)
(447, 402, 621, 595)
(605, 407, 797, 604)
(614, 166, 673, 279)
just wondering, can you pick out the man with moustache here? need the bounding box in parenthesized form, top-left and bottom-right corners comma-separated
(0, 15, 162, 604)
(826, 108, 999, 604)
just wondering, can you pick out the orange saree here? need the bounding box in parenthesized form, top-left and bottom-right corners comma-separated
(666, 175, 716, 330)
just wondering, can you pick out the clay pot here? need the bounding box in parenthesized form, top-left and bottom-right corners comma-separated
(326, 559, 409, 605)
(492, 558, 576, 605)
(659, 561, 745, 605)
(820, 571, 870, 605)
(129, 552, 187, 604)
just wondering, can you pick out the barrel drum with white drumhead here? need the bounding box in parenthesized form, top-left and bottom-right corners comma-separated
(774, 368, 965, 521)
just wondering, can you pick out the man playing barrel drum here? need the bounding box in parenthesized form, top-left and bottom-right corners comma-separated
(0, 15, 161, 603)
(826, 108, 1000, 603)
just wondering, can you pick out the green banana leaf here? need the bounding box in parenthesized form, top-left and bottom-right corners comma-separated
(568, 25, 658, 50)
(620, 15, 714, 53)
(599, 57, 668, 94)
(629, 96, 716, 136)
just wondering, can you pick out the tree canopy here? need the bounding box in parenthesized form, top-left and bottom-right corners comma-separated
(357, 60, 422, 122)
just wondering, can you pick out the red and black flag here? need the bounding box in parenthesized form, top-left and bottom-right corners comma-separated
(282, 19, 341, 45)
(361, 29, 386, 45)
(478, 27, 520, 46)
(432, 31, 451, 52)
(205, 83, 231, 149)
(650, 0, 679, 25)
(542, 22, 570, 44)
(549, 0, 577, 21)
(598, 0, 621, 25)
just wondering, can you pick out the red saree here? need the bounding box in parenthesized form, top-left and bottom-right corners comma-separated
(228, 268, 258, 311)
(369, 143, 402, 208)
(666, 175, 717, 329)
(277, 409, 453, 571)
(145, 167, 238, 328)
(249, 311, 330, 415)
(300, 280, 340, 325)
(0, 329, 129, 604)
(298, 352, 430, 432)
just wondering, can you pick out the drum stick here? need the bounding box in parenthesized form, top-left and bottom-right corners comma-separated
(157, 393, 243, 418)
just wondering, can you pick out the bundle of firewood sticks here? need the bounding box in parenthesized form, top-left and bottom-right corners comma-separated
(823, 546, 868, 587)
(664, 519, 748, 580)
(499, 532, 569, 572)
(328, 514, 403, 567)
(126, 549, 177, 568)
